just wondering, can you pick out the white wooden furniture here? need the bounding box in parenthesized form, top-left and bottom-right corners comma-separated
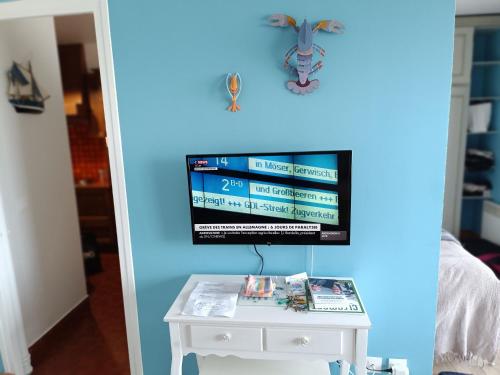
(443, 85, 471, 235)
(164, 274, 371, 375)
(443, 27, 474, 236)
(452, 27, 474, 85)
(443, 19, 500, 237)
(197, 355, 331, 375)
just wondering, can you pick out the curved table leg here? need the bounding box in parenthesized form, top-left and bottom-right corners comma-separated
(171, 351, 183, 375)
(354, 329, 368, 375)
(340, 360, 350, 375)
(169, 323, 183, 375)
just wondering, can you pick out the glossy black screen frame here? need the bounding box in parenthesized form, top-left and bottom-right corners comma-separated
(186, 150, 351, 245)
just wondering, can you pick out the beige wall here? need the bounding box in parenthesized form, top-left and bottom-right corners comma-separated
(0, 16, 87, 345)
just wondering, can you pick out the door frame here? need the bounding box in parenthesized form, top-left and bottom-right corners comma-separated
(0, 0, 143, 374)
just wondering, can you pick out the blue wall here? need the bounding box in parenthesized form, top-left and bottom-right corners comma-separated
(0, 355, 4, 373)
(108, 1, 454, 374)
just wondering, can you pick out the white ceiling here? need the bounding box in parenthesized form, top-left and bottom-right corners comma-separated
(54, 14, 96, 45)
(456, 0, 500, 15)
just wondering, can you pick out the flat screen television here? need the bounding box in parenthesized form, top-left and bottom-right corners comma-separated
(186, 150, 351, 245)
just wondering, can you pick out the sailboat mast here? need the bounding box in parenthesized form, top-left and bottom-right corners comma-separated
(7, 71, 13, 98)
(29, 62, 49, 101)
(15, 63, 21, 97)
(29, 62, 35, 98)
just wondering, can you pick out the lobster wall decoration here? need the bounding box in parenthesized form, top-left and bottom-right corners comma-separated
(269, 14, 344, 95)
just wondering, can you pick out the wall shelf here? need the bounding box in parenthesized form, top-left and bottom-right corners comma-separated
(473, 61, 500, 66)
(468, 131, 498, 136)
(465, 166, 495, 173)
(465, 169, 495, 173)
(470, 96, 500, 101)
(462, 196, 491, 201)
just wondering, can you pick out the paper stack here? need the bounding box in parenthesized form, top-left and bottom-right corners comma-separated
(182, 281, 242, 318)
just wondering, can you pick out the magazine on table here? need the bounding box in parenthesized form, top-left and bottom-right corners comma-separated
(307, 277, 365, 313)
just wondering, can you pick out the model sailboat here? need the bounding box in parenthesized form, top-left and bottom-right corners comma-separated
(7, 61, 49, 114)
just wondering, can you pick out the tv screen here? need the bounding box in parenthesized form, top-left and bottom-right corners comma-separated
(186, 150, 351, 245)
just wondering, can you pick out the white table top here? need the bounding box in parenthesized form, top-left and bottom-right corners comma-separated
(164, 274, 371, 329)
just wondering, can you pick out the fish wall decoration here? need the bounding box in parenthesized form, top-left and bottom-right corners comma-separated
(226, 73, 242, 112)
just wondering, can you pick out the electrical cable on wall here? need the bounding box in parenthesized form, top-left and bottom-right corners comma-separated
(252, 244, 264, 275)
(309, 245, 314, 276)
(305, 245, 314, 276)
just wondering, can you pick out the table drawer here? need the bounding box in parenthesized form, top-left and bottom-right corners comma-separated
(265, 328, 344, 355)
(190, 325, 263, 352)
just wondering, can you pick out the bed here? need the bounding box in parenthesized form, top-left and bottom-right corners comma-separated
(435, 231, 500, 363)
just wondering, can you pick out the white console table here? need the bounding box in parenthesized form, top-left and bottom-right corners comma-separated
(164, 274, 371, 375)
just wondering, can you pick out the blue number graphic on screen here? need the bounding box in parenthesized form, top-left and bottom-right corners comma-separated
(189, 156, 249, 172)
(190, 172, 205, 207)
(190, 172, 204, 191)
(248, 155, 294, 178)
(293, 154, 338, 185)
(203, 174, 249, 197)
(202, 174, 250, 213)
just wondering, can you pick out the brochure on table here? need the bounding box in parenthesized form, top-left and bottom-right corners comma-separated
(307, 277, 365, 313)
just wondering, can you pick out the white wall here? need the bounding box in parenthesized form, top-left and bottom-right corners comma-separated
(0, 16, 87, 346)
(456, 0, 500, 15)
(54, 14, 99, 72)
(84, 42, 99, 71)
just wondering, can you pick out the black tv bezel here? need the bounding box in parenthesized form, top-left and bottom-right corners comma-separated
(186, 150, 352, 245)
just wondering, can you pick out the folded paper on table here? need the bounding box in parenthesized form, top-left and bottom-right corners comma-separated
(182, 281, 242, 318)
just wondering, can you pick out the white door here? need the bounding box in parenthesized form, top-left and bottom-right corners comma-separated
(443, 86, 470, 236)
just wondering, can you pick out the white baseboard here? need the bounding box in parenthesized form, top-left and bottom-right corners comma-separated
(28, 294, 88, 348)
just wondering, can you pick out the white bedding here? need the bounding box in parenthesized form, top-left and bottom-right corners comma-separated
(435, 234, 500, 363)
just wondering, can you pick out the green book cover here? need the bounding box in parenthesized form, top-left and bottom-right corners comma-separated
(307, 277, 365, 314)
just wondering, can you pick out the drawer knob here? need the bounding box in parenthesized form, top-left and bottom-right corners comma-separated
(298, 336, 310, 346)
(219, 333, 232, 342)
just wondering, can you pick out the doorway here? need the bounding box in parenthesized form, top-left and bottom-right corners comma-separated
(24, 13, 127, 374)
(436, 15, 500, 374)
(0, 1, 142, 374)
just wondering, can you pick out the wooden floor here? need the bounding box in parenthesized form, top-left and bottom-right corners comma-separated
(434, 355, 500, 375)
(29, 253, 130, 375)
